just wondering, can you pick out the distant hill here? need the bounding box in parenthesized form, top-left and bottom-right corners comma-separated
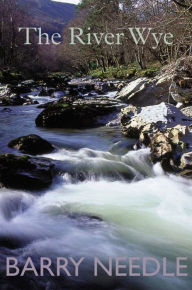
(18, 0, 77, 35)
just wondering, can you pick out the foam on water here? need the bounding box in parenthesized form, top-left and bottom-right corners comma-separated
(0, 99, 192, 289)
(0, 172, 191, 289)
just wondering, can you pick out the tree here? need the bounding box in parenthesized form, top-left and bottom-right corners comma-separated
(0, 0, 39, 75)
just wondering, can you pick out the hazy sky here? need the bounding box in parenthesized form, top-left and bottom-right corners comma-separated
(52, 0, 80, 4)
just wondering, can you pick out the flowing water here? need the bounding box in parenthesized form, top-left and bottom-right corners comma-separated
(0, 97, 192, 290)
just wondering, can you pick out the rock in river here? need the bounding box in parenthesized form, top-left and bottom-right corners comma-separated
(182, 106, 192, 118)
(179, 152, 192, 178)
(0, 94, 38, 106)
(121, 102, 192, 140)
(0, 154, 54, 190)
(121, 102, 192, 172)
(115, 77, 168, 106)
(35, 97, 120, 128)
(8, 134, 54, 155)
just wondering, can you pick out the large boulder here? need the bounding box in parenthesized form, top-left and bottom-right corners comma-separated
(35, 98, 120, 128)
(8, 134, 54, 155)
(0, 154, 54, 190)
(115, 77, 168, 106)
(121, 102, 192, 172)
(121, 102, 192, 139)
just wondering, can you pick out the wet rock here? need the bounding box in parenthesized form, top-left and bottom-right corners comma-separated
(149, 125, 189, 171)
(121, 102, 192, 173)
(116, 78, 149, 102)
(150, 132, 173, 163)
(180, 152, 192, 169)
(116, 77, 169, 106)
(8, 134, 54, 155)
(121, 102, 192, 139)
(37, 101, 54, 109)
(121, 105, 140, 132)
(94, 81, 116, 94)
(37, 96, 79, 109)
(68, 78, 119, 95)
(1, 94, 24, 106)
(121, 105, 138, 117)
(68, 78, 95, 94)
(0, 94, 38, 106)
(0, 154, 54, 190)
(106, 112, 122, 127)
(0, 86, 11, 99)
(181, 106, 192, 118)
(115, 81, 127, 91)
(179, 169, 192, 178)
(38, 88, 47, 96)
(179, 151, 192, 177)
(35, 97, 119, 129)
(23, 97, 39, 106)
(10, 83, 33, 95)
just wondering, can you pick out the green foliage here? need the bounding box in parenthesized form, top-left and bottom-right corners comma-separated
(10, 72, 23, 80)
(88, 63, 161, 80)
(76, 71, 83, 77)
(54, 103, 70, 109)
(48, 72, 71, 79)
(139, 67, 160, 78)
(89, 66, 136, 79)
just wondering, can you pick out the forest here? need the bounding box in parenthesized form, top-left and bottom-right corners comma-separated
(0, 0, 192, 78)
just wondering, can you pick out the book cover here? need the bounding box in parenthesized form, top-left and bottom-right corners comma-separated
(0, 0, 192, 289)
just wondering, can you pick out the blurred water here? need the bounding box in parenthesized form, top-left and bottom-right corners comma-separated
(0, 102, 192, 289)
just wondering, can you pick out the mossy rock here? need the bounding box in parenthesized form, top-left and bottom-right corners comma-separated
(35, 100, 117, 129)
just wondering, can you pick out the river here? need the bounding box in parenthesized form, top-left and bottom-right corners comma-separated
(0, 95, 192, 290)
